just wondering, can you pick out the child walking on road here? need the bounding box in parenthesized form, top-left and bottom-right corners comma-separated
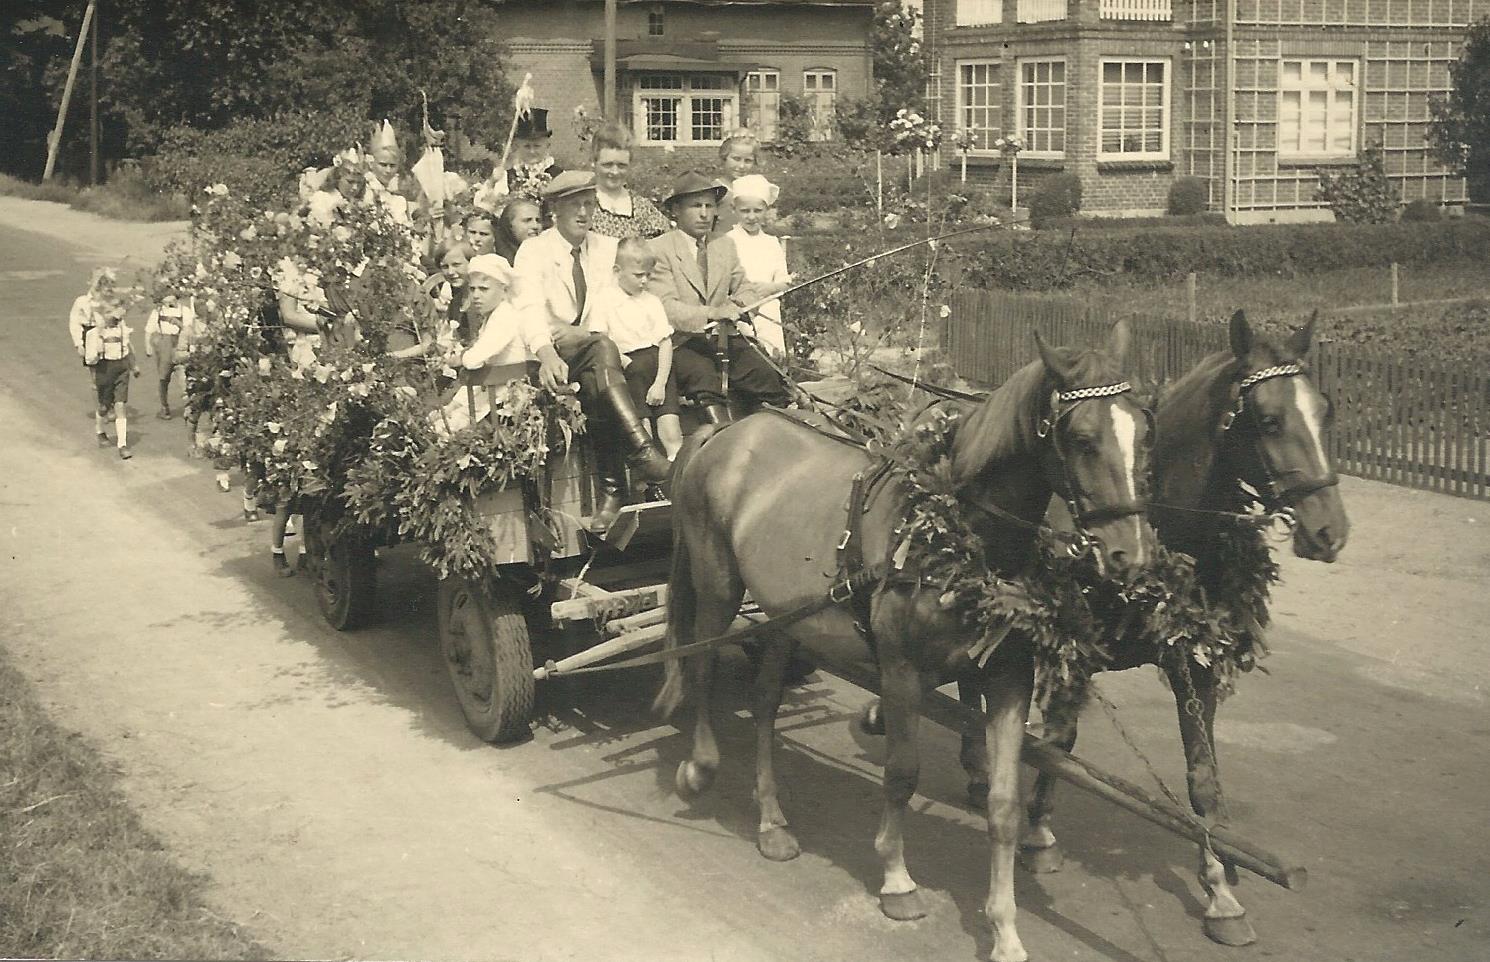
(83, 303, 141, 460)
(144, 291, 196, 420)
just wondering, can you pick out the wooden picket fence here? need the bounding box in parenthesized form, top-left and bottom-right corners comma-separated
(941, 290, 1490, 501)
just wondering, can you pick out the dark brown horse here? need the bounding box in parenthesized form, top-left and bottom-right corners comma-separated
(655, 323, 1155, 962)
(958, 310, 1349, 948)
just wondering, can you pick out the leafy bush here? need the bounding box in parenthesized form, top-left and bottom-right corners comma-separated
(947, 218, 1490, 290)
(1401, 198, 1443, 222)
(1038, 212, 1227, 231)
(1316, 145, 1400, 224)
(142, 109, 371, 207)
(1028, 173, 1082, 228)
(1168, 177, 1209, 216)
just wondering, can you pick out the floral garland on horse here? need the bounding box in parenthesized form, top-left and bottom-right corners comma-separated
(876, 394, 1279, 706)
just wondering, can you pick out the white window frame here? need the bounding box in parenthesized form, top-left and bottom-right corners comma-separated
(632, 73, 738, 146)
(955, 59, 1001, 157)
(1097, 57, 1170, 162)
(1278, 58, 1359, 160)
(956, 0, 1003, 25)
(803, 68, 838, 142)
(1016, 57, 1066, 158)
(745, 69, 781, 142)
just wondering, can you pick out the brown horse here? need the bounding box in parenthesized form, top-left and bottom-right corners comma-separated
(655, 322, 1155, 962)
(957, 310, 1349, 948)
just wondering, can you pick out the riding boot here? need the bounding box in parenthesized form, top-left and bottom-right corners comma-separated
(601, 379, 672, 486)
(698, 403, 732, 425)
(589, 437, 628, 534)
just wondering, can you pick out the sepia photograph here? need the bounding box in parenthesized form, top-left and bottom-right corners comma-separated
(1, 1, 1486, 960)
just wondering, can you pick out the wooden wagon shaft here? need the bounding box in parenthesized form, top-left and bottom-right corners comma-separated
(828, 662, 1308, 893)
(532, 612, 762, 680)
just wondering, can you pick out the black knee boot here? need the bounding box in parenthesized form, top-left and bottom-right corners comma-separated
(589, 435, 627, 534)
(601, 379, 672, 486)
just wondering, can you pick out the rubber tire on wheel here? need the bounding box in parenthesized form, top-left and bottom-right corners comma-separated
(304, 513, 378, 631)
(437, 576, 535, 743)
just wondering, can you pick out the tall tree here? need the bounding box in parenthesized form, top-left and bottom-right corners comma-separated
(1429, 18, 1490, 202)
(871, 1, 927, 120)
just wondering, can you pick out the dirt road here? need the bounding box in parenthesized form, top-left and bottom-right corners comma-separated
(2, 200, 1487, 962)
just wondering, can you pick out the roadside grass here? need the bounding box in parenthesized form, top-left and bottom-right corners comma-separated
(0, 170, 189, 222)
(0, 647, 268, 960)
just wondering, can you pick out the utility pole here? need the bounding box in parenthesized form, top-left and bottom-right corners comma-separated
(90, 0, 100, 185)
(603, 0, 617, 119)
(43, 0, 97, 182)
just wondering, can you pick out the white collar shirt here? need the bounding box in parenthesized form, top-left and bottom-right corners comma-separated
(513, 228, 619, 333)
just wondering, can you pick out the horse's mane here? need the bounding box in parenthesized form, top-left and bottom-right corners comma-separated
(951, 345, 1126, 486)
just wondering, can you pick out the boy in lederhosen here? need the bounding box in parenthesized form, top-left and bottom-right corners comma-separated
(83, 301, 141, 460)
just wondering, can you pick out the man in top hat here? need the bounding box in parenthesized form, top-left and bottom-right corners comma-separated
(504, 107, 565, 201)
(513, 170, 670, 528)
(648, 171, 790, 423)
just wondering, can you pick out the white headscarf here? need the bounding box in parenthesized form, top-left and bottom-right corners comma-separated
(467, 253, 515, 287)
(730, 174, 780, 207)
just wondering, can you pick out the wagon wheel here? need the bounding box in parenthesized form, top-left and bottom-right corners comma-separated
(303, 513, 378, 631)
(437, 576, 535, 743)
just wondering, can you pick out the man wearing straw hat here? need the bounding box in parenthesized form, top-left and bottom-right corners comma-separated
(648, 171, 790, 423)
(514, 170, 671, 527)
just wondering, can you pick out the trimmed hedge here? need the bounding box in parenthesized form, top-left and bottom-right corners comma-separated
(951, 218, 1490, 290)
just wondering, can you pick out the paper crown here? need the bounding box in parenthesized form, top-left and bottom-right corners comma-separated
(333, 146, 366, 170)
(370, 119, 401, 161)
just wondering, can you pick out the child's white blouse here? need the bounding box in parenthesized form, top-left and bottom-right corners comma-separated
(727, 226, 789, 355)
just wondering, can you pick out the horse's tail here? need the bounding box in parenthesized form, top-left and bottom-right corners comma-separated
(653, 422, 721, 719)
(654, 528, 692, 718)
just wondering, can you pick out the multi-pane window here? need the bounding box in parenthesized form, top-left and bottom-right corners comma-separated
(956, 60, 1000, 154)
(1279, 59, 1357, 158)
(804, 69, 837, 142)
(746, 70, 781, 141)
(1018, 58, 1066, 156)
(1098, 59, 1168, 160)
(633, 74, 737, 145)
(956, 0, 1002, 25)
(647, 6, 665, 37)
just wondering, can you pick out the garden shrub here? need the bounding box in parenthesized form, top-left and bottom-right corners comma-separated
(1167, 177, 1209, 216)
(1316, 145, 1400, 224)
(1028, 173, 1083, 228)
(1401, 198, 1443, 222)
(945, 218, 1490, 291)
(142, 109, 370, 206)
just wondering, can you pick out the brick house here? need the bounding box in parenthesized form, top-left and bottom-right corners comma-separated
(492, 0, 876, 166)
(923, 0, 1487, 222)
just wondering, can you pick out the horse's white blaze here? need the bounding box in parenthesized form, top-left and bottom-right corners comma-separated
(1107, 405, 1144, 560)
(1292, 380, 1331, 475)
(1111, 406, 1139, 502)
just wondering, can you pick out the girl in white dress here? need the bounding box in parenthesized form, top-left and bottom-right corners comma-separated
(725, 174, 794, 357)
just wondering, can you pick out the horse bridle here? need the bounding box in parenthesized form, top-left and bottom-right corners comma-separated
(1221, 362, 1340, 517)
(957, 382, 1150, 560)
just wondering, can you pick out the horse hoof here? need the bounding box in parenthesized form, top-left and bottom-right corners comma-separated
(675, 760, 714, 799)
(859, 701, 885, 737)
(1018, 843, 1064, 874)
(1203, 913, 1257, 947)
(879, 889, 927, 921)
(966, 781, 990, 811)
(757, 826, 801, 862)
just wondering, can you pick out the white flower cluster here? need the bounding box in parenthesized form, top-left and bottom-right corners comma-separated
(992, 135, 1026, 153)
(889, 108, 942, 152)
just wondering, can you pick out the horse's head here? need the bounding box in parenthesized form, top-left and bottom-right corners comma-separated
(1220, 310, 1349, 562)
(1032, 319, 1157, 581)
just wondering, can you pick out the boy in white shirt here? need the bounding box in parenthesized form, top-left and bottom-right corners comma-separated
(83, 302, 141, 460)
(587, 238, 682, 459)
(726, 174, 794, 357)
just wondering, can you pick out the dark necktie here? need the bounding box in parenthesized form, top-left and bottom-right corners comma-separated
(696, 237, 709, 294)
(571, 245, 587, 324)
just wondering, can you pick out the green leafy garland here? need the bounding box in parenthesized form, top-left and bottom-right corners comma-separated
(881, 403, 1279, 706)
(161, 184, 586, 584)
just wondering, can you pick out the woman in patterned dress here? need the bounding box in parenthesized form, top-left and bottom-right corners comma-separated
(587, 122, 671, 241)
